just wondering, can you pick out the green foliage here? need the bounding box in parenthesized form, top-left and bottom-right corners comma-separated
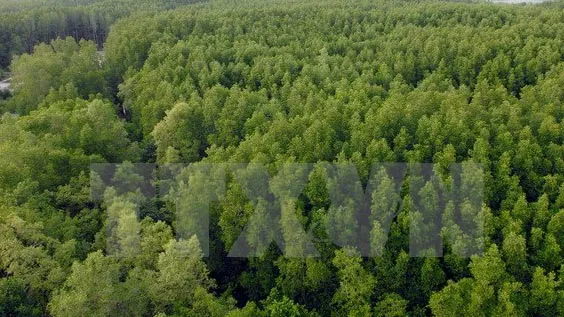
(374, 293, 408, 317)
(2, 0, 564, 316)
(332, 248, 376, 316)
(7, 38, 107, 113)
(48, 251, 121, 317)
(0, 0, 206, 71)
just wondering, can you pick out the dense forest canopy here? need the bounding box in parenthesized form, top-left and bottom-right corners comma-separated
(0, 0, 207, 71)
(1, 0, 564, 316)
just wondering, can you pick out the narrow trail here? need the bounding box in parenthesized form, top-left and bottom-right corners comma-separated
(0, 77, 11, 92)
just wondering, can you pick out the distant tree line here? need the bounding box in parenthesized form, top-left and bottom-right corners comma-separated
(0, 0, 207, 70)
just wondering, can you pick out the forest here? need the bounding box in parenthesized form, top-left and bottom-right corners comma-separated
(1, 0, 564, 316)
(0, 0, 206, 71)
